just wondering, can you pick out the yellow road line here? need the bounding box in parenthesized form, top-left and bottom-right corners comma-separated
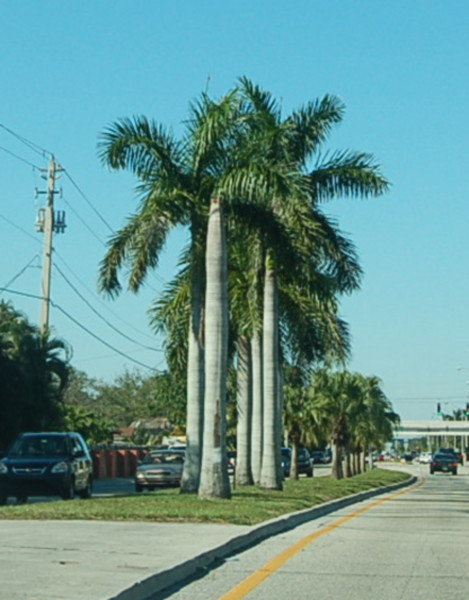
(219, 480, 423, 600)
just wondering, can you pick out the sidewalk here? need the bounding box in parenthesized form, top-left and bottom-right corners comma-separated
(0, 476, 416, 600)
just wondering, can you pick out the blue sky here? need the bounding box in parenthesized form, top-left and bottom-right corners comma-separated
(1, 1, 469, 421)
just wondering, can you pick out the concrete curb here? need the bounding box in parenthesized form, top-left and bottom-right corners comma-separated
(110, 474, 417, 600)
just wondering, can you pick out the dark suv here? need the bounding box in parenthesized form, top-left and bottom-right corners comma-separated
(430, 451, 458, 475)
(0, 432, 93, 504)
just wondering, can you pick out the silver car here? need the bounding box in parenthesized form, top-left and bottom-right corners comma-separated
(134, 449, 185, 492)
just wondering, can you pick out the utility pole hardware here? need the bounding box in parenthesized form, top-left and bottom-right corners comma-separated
(36, 155, 65, 334)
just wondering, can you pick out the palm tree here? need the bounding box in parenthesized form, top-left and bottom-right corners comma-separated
(283, 364, 318, 479)
(98, 91, 243, 495)
(309, 369, 360, 479)
(352, 375, 399, 472)
(235, 78, 389, 488)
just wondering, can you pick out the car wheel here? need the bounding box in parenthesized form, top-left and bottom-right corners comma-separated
(452, 471, 457, 476)
(61, 479, 75, 500)
(306, 469, 313, 477)
(135, 483, 144, 493)
(16, 495, 28, 504)
(430, 469, 434, 474)
(78, 477, 92, 499)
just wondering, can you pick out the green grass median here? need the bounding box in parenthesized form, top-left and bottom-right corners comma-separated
(0, 468, 410, 525)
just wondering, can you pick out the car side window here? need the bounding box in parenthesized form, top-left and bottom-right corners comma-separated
(70, 437, 83, 456)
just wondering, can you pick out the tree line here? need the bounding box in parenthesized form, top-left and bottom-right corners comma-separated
(0, 301, 185, 449)
(0, 298, 398, 485)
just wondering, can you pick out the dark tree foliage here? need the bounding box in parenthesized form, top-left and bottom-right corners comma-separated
(0, 301, 70, 450)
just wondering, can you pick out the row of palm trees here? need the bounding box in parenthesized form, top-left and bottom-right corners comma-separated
(98, 78, 391, 498)
(309, 370, 399, 479)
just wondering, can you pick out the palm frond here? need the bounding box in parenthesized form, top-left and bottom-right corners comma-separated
(284, 94, 345, 164)
(310, 150, 390, 201)
(98, 116, 184, 183)
(98, 196, 174, 295)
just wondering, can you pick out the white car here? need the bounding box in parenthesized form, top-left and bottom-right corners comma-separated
(418, 451, 432, 464)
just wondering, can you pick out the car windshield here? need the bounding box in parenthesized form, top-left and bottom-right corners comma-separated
(144, 452, 184, 465)
(9, 435, 69, 458)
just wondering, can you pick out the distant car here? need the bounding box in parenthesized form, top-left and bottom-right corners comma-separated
(430, 452, 458, 475)
(281, 447, 313, 477)
(0, 432, 93, 505)
(418, 452, 432, 464)
(134, 449, 185, 491)
(310, 450, 326, 464)
(401, 453, 415, 464)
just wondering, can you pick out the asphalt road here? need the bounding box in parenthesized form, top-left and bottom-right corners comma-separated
(161, 462, 469, 600)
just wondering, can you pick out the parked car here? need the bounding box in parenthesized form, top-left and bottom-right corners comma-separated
(281, 447, 313, 477)
(0, 432, 93, 504)
(430, 452, 458, 475)
(227, 450, 236, 477)
(401, 452, 416, 464)
(310, 450, 327, 464)
(134, 449, 185, 491)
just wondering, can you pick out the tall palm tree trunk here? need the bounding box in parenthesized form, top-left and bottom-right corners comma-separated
(180, 272, 204, 493)
(250, 331, 263, 484)
(235, 336, 254, 485)
(277, 367, 285, 482)
(344, 446, 352, 477)
(331, 439, 343, 480)
(260, 261, 283, 490)
(290, 436, 300, 479)
(358, 449, 364, 474)
(199, 198, 231, 499)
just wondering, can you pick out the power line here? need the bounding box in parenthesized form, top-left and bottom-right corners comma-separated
(53, 262, 163, 352)
(0, 287, 162, 372)
(54, 251, 158, 342)
(60, 194, 106, 246)
(1, 210, 163, 345)
(0, 127, 168, 300)
(0, 214, 40, 243)
(392, 396, 468, 401)
(0, 145, 42, 170)
(2, 254, 40, 289)
(0, 123, 52, 157)
(63, 170, 114, 233)
(52, 302, 162, 373)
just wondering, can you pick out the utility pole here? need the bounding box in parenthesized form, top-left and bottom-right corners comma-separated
(36, 155, 66, 334)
